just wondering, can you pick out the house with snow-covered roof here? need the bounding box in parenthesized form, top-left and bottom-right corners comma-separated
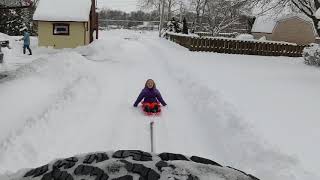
(33, 0, 98, 49)
(251, 14, 316, 45)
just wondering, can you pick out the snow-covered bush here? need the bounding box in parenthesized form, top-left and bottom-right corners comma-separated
(167, 18, 182, 33)
(235, 34, 254, 40)
(303, 43, 320, 66)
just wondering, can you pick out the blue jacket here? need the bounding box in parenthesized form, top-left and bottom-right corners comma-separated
(134, 87, 167, 107)
(23, 32, 30, 45)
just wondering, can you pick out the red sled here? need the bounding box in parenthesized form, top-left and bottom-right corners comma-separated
(141, 102, 161, 116)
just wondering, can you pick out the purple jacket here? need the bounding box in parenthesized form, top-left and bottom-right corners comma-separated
(134, 87, 167, 107)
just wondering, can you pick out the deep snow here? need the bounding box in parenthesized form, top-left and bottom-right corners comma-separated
(0, 30, 319, 180)
(33, 0, 92, 22)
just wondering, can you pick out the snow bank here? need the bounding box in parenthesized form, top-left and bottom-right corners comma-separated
(33, 0, 92, 22)
(205, 36, 297, 45)
(0, 51, 97, 173)
(0, 33, 10, 41)
(0, 33, 22, 50)
(164, 31, 199, 38)
(235, 34, 254, 40)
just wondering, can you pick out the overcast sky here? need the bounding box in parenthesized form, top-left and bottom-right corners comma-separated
(98, 0, 139, 12)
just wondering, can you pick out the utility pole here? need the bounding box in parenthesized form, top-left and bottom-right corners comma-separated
(159, 0, 165, 37)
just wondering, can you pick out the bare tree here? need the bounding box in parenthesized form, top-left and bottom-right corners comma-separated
(138, 0, 160, 10)
(167, 0, 180, 20)
(186, 0, 289, 33)
(289, 0, 320, 35)
(0, 0, 34, 9)
(190, 0, 205, 24)
(248, 0, 320, 36)
(197, 0, 251, 34)
(139, 0, 181, 21)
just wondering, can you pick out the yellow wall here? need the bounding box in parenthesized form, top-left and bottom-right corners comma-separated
(37, 21, 90, 49)
(86, 20, 90, 44)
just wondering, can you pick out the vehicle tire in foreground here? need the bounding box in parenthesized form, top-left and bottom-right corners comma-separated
(12, 150, 260, 180)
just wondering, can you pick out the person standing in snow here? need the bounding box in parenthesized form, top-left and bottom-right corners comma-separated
(19, 28, 32, 55)
(134, 79, 167, 113)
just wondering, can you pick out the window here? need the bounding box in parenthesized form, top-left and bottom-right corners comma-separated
(53, 23, 70, 35)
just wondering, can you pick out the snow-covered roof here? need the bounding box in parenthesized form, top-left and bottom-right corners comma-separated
(251, 16, 277, 33)
(252, 14, 314, 33)
(33, 0, 92, 22)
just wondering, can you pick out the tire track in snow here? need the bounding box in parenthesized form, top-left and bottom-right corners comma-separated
(123, 35, 219, 155)
(0, 52, 103, 173)
(136, 35, 318, 180)
(0, 75, 100, 173)
(0, 76, 85, 150)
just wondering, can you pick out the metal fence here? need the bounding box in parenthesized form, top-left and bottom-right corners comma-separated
(165, 33, 307, 57)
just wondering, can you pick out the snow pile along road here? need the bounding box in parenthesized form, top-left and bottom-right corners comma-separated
(0, 30, 319, 180)
(0, 51, 99, 172)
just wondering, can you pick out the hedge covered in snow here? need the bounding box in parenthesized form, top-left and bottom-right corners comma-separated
(303, 43, 320, 66)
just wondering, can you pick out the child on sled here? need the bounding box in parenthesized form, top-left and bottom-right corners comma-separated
(133, 79, 167, 113)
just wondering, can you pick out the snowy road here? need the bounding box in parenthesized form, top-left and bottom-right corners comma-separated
(0, 30, 319, 180)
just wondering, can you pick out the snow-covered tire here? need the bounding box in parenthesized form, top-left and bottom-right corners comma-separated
(20, 150, 259, 180)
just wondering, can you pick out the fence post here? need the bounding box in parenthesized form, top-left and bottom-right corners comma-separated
(245, 41, 249, 55)
(274, 43, 279, 56)
(298, 45, 305, 57)
(213, 39, 217, 52)
(200, 38, 204, 51)
(218, 39, 224, 53)
(189, 37, 193, 51)
(248, 41, 253, 55)
(204, 38, 208, 51)
(235, 42, 239, 54)
(265, 43, 270, 56)
(209, 39, 213, 52)
(230, 41, 235, 54)
(223, 39, 227, 54)
(195, 37, 199, 51)
(270, 43, 274, 56)
(207, 38, 211, 52)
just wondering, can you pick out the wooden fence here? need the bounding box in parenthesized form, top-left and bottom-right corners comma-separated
(166, 33, 307, 57)
(196, 32, 238, 38)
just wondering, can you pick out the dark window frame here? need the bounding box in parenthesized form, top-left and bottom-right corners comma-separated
(53, 23, 70, 35)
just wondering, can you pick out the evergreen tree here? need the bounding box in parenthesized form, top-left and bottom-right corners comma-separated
(182, 17, 188, 34)
(0, 5, 26, 36)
